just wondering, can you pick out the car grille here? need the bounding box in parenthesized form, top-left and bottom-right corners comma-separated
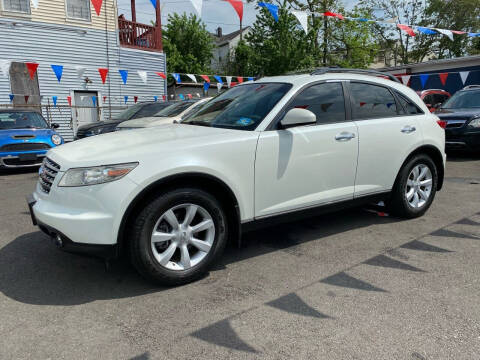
(1, 143, 51, 152)
(39, 157, 60, 194)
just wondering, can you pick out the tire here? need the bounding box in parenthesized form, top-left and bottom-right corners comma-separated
(129, 188, 228, 285)
(388, 154, 438, 219)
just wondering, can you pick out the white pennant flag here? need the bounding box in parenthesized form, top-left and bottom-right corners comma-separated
(226, 76, 232, 88)
(186, 74, 197, 83)
(217, 82, 223, 91)
(0, 60, 11, 77)
(435, 28, 453, 41)
(75, 66, 86, 79)
(291, 10, 308, 34)
(137, 70, 147, 84)
(190, 0, 203, 17)
(401, 75, 411, 85)
(459, 71, 469, 85)
(31, 0, 39, 9)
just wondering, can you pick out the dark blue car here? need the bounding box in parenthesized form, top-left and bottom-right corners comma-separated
(0, 109, 64, 169)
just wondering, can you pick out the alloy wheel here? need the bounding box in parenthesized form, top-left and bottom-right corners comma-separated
(405, 164, 433, 209)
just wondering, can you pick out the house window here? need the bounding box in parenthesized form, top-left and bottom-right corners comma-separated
(2, 0, 31, 13)
(66, 0, 91, 21)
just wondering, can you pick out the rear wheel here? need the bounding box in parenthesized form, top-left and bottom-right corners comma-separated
(130, 188, 228, 285)
(388, 154, 438, 219)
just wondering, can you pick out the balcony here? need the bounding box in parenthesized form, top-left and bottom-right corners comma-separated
(118, 17, 162, 52)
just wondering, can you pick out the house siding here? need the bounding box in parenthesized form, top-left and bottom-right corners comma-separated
(0, 17, 166, 141)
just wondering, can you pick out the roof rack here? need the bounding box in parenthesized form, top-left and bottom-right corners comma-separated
(310, 67, 400, 83)
(462, 85, 480, 90)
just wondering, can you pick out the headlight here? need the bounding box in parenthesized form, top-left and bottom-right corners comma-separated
(115, 127, 138, 131)
(468, 118, 480, 128)
(51, 134, 63, 145)
(58, 162, 138, 187)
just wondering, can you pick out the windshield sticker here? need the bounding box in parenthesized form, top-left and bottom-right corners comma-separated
(236, 117, 253, 126)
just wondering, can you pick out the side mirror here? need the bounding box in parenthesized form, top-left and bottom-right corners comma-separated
(280, 108, 316, 129)
(51, 123, 60, 129)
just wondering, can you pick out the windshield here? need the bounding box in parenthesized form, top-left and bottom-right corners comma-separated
(441, 90, 480, 109)
(0, 111, 48, 130)
(181, 83, 292, 130)
(154, 102, 196, 117)
(112, 103, 172, 121)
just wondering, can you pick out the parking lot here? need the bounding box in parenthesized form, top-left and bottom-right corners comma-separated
(0, 155, 479, 359)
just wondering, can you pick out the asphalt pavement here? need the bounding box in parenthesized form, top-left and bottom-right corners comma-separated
(0, 154, 479, 360)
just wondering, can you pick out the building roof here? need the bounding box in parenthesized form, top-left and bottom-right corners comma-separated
(212, 26, 251, 46)
(378, 54, 480, 74)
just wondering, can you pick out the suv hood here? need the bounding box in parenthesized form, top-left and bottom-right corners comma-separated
(48, 124, 235, 168)
(436, 108, 480, 120)
(0, 128, 54, 141)
(117, 116, 178, 128)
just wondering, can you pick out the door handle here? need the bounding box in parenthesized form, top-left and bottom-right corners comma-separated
(401, 125, 416, 133)
(335, 132, 356, 141)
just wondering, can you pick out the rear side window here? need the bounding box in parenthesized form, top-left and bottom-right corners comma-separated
(286, 82, 346, 124)
(350, 82, 398, 120)
(396, 92, 424, 115)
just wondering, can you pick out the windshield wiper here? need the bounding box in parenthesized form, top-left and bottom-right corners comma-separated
(183, 120, 211, 127)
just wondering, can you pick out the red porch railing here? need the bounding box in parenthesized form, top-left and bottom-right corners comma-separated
(118, 18, 162, 52)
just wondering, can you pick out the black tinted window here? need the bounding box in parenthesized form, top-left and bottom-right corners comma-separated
(433, 94, 448, 105)
(134, 103, 171, 118)
(286, 82, 346, 124)
(350, 83, 398, 119)
(396, 92, 424, 114)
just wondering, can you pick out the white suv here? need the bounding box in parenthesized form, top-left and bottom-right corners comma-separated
(28, 69, 446, 285)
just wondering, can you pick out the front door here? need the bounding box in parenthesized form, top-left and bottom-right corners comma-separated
(73, 91, 99, 135)
(255, 81, 359, 218)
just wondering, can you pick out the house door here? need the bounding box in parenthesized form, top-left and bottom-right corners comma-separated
(73, 91, 99, 135)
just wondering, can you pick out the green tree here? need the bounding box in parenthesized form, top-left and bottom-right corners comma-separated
(222, 40, 257, 76)
(162, 13, 215, 73)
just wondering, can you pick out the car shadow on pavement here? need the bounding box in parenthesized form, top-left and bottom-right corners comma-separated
(0, 207, 399, 306)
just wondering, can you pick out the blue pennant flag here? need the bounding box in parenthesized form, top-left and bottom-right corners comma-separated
(357, 18, 369, 22)
(9, 94, 14, 102)
(171, 73, 181, 83)
(149, 0, 156, 9)
(92, 96, 97, 107)
(417, 27, 437, 35)
(468, 32, 480, 37)
(248, 77, 254, 81)
(124, 96, 129, 104)
(179, 94, 185, 100)
(386, 103, 393, 108)
(203, 81, 210, 92)
(51, 65, 64, 82)
(258, 2, 279, 22)
(119, 70, 128, 85)
(419, 74, 429, 88)
(52, 96, 57, 107)
(153, 96, 158, 102)
(213, 75, 223, 84)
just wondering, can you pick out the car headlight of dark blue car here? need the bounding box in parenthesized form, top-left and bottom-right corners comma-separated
(468, 117, 480, 129)
(86, 125, 116, 136)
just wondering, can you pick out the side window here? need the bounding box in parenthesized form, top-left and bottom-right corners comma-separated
(395, 91, 424, 115)
(350, 82, 398, 120)
(433, 94, 448, 106)
(286, 82, 346, 124)
(423, 94, 434, 106)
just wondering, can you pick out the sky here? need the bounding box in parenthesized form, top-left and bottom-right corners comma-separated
(117, 0, 357, 34)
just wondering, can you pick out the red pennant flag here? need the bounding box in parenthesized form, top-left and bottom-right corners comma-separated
(397, 24, 416, 36)
(25, 62, 39, 80)
(237, 76, 243, 83)
(98, 68, 108, 84)
(451, 30, 466, 35)
(324, 11, 344, 20)
(200, 75, 210, 83)
(134, 96, 138, 103)
(225, 0, 243, 22)
(67, 96, 72, 106)
(162, 95, 166, 101)
(230, 81, 238, 87)
(156, 72, 166, 79)
(360, 102, 366, 107)
(103, 96, 107, 103)
(439, 73, 449, 86)
(24, 95, 29, 103)
(187, 94, 192, 99)
(91, 0, 103, 16)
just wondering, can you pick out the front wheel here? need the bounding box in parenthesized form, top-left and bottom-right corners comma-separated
(129, 188, 228, 285)
(388, 154, 438, 219)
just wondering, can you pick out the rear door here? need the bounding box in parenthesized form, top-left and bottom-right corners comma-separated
(349, 82, 424, 197)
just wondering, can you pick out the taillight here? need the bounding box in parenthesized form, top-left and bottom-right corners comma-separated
(437, 120, 447, 129)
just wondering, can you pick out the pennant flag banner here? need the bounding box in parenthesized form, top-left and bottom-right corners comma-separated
(9, 94, 14, 102)
(419, 74, 429, 88)
(397, 24, 416, 37)
(179, 94, 185, 100)
(162, 95, 166, 101)
(0, 60, 11, 77)
(67, 96, 72, 106)
(171, 73, 181, 83)
(98, 68, 108, 84)
(203, 82, 210, 92)
(149, 0, 156, 9)
(258, 2, 279, 22)
(291, 10, 308, 34)
(156, 72, 167, 79)
(200, 74, 210, 83)
(416, 27, 436, 35)
(103, 95, 107, 103)
(217, 82, 223, 91)
(31, 0, 39, 9)
(401, 75, 411, 85)
(119, 69, 128, 85)
(225, 0, 243, 22)
(435, 28, 453, 41)
(124, 96, 128, 104)
(92, 96, 97, 106)
(451, 30, 466, 35)
(51, 64, 63, 82)
(137, 70, 148, 84)
(187, 94, 193, 99)
(384, 17, 398, 24)
(324, 11, 344, 20)
(52, 96, 57, 107)
(248, 77, 254, 81)
(468, 33, 480, 37)
(214, 75, 223, 84)
(191, 0, 203, 17)
(91, 0, 103, 16)
(237, 76, 243, 83)
(75, 66, 86, 79)
(226, 76, 232, 88)
(187, 74, 197, 83)
(134, 96, 138, 103)
(153, 96, 158, 102)
(439, 72, 449, 86)
(459, 71, 469, 85)
(26, 62, 39, 80)
(24, 95, 29, 103)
